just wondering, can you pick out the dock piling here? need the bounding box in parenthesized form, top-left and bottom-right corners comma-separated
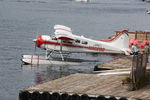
(108, 96, 117, 100)
(52, 92, 60, 100)
(31, 91, 41, 100)
(119, 97, 128, 100)
(60, 93, 69, 100)
(81, 94, 90, 100)
(96, 95, 106, 100)
(19, 91, 31, 100)
(41, 91, 51, 100)
(72, 94, 80, 100)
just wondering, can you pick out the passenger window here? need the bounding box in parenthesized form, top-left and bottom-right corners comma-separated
(75, 39, 80, 43)
(63, 40, 72, 44)
(82, 41, 88, 45)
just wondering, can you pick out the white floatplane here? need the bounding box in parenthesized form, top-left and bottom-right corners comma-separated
(21, 25, 131, 65)
(143, 0, 150, 2)
(146, 9, 150, 14)
(75, 0, 89, 2)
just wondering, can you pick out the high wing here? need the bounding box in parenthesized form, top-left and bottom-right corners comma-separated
(54, 25, 75, 40)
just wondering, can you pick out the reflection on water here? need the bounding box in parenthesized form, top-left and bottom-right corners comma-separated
(21, 54, 111, 85)
(21, 52, 113, 86)
(34, 73, 45, 84)
(16, 0, 48, 3)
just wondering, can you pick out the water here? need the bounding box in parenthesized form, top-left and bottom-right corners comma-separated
(0, 0, 150, 100)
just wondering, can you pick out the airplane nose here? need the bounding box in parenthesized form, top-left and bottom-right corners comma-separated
(33, 35, 45, 47)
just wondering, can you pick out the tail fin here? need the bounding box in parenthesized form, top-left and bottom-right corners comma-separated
(107, 30, 131, 55)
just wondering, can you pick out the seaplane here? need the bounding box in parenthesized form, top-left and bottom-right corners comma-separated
(74, 0, 89, 2)
(21, 25, 131, 65)
(146, 9, 150, 14)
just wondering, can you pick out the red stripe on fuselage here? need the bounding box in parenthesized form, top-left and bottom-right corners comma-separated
(45, 41, 106, 51)
(36, 35, 118, 52)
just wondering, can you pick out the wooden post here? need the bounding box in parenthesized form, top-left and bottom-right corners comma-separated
(135, 31, 138, 40)
(131, 55, 138, 84)
(134, 54, 142, 88)
(131, 53, 148, 89)
(137, 54, 143, 82)
(142, 53, 148, 77)
(145, 31, 148, 40)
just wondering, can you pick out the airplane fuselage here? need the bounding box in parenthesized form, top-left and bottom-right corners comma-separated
(36, 34, 126, 54)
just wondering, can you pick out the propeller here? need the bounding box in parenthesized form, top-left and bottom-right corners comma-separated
(33, 38, 38, 54)
(29, 33, 38, 65)
(33, 35, 38, 54)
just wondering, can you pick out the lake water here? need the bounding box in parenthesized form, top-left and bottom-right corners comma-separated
(0, 0, 150, 100)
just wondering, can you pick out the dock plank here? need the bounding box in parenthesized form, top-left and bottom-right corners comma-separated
(96, 56, 150, 70)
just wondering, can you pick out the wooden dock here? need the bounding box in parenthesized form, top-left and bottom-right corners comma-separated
(20, 73, 150, 100)
(19, 55, 150, 100)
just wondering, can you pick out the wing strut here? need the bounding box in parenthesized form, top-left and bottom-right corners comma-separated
(44, 40, 65, 61)
(59, 40, 64, 61)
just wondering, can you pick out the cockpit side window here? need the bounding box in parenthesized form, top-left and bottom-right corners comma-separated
(52, 37, 57, 40)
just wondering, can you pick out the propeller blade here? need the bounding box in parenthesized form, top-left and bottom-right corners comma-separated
(34, 43, 36, 53)
(33, 39, 37, 42)
(33, 38, 37, 54)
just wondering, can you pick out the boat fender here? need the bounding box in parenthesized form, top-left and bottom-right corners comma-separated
(108, 96, 117, 100)
(119, 97, 128, 100)
(60, 93, 69, 100)
(31, 91, 41, 100)
(19, 91, 31, 100)
(41, 91, 51, 100)
(52, 92, 60, 100)
(81, 94, 90, 100)
(96, 95, 106, 100)
(71, 94, 80, 100)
